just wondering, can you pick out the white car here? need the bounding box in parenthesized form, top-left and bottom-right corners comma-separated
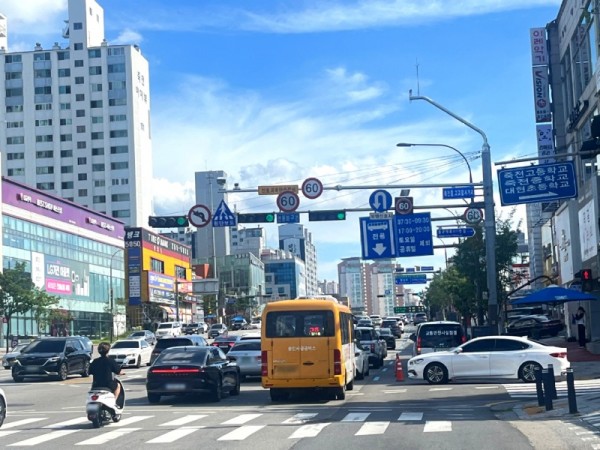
(108, 339, 153, 368)
(0, 387, 6, 428)
(155, 322, 183, 339)
(407, 335, 570, 384)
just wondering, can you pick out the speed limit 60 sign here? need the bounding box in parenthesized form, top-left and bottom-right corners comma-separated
(395, 196, 413, 215)
(463, 207, 483, 224)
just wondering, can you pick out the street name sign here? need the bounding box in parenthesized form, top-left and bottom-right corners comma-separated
(258, 185, 299, 195)
(394, 305, 426, 314)
(360, 217, 396, 259)
(437, 227, 475, 238)
(395, 274, 427, 285)
(443, 186, 475, 199)
(497, 161, 578, 206)
(277, 213, 300, 224)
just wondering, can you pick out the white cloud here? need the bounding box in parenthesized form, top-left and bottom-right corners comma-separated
(111, 29, 143, 45)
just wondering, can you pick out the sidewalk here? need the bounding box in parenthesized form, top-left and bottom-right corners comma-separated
(541, 336, 600, 381)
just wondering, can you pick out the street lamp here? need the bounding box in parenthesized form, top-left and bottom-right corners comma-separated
(408, 91, 498, 328)
(109, 248, 123, 343)
(396, 142, 473, 184)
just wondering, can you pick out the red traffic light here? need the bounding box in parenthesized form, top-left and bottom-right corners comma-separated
(582, 269, 592, 280)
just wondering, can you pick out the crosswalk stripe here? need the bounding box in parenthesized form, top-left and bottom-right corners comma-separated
(147, 426, 205, 443)
(399, 412, 423, 421)
(429, 387, 452, 391)
(282, 413, 318, 424)
(2, 418, 47, 429)
(107, 416, 153, 427)
(355, 421, 390, 436)
(423, 421, 452, 433)
(43, 417, 88, 428)
(8, 429, 79, 446)
(222, 413, 262, 425)
(218, 425, 265, 441)
(75, 427, 140, 445)
(342, 412, 370, 422)
(289, 423, 330, 439)
(0, 430, 19, 438)
(161, 415, 207, 426)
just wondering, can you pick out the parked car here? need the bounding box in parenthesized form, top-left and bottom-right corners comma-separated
(0, 388, 6, 428)
(354, 339, 370, 380)
(407, 335, 570, 384)
(12, 337, 91, 382)
(108, 339, 153, 368)
(127, 330, 157, 346)
(381, 319, 403, 338)
(2, 343, 30, 370)
(505, 315, 564, 338)
(150, 335, 209, 365)
(209, 323, 228, 338)
(410, 321, 466, 356)
(231, 317, 248, 331)
(211, 335, 241, 354)
(146, 346, 241, 403)
(379, 328, 397, 350)
(227, 339, 261, 378)
(155, 322, 183, 339)
(355, 326, 386, 368)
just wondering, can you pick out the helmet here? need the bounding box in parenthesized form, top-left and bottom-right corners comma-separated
(98, 342, 111, 356)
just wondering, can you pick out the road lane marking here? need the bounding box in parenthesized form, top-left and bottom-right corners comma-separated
(8, 430, 79, 446)
(289, 423, 330, 439)
(355, 421, 389, 436)
(147, 426, 205, 443)
(383, 389, 407, 394)
(429, 388, 452, 391)
(222, 413, 262, 425)
(282, 413, 318, 424)
(161, 415, 207, 426)
(43, 417, 88, 428)
(2, 418, 47, 428)
(218, 425, 265, 441)
(399, 412, 423, 421)
(475, 386, 499, 389)
(424, 421, 452, 432)
(75, 427, 140, 445)
(107, 416, 154, 427)
(341, 412, 369, 422)
(0, 430, 19, 438)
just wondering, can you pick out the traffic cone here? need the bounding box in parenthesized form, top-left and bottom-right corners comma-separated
(395, 353, 404, 382)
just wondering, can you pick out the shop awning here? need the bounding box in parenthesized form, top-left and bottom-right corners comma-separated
(158, 305, 175, 317)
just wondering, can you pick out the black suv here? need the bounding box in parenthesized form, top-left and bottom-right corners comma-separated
(12, 337, 91, 382)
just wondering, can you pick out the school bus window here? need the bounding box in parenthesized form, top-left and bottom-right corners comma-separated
(266, 311, 334, 338)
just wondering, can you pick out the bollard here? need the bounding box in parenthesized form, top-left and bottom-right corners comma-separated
(547, 364, 557, 400)
(566, 368, 578, 414)
(395, 353, 405, 382)
(534, 366, 545, 407)
(542, 368, 553, 411)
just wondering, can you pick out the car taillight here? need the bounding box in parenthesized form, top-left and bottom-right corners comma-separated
(333, 349, 342, 375)
(550, 352, 567, 358)
(416, 336, 422, 355)
(229, 342, 235, 347)
(261, 351, 268, 376)
(461, 335, 467, 343)
(91, 394, 99, 401)
(370, 343, 375, 352)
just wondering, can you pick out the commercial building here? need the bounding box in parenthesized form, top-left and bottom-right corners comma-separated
(0, 0, 153, 227)
(278, 224, 319, 296)
(0, 177, 125, 339)
(262, 248, 306, 300)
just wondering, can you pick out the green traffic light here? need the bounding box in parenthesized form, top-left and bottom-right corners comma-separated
(337, 212, 346, 220)
(176, 217, 187, 226)
(266, 214, 275, 222)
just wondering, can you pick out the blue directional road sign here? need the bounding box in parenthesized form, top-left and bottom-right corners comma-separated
(394, 213, 434, 257)
(419, 266, 435, 271)
(443, 186, 475, 199)
(277, 213, 300, 224)
(369, 189, 393, 212)
(497, 161, 578, 206)
(437, 227, 475, 238)
(212, 200, 237, 227)
(360, 217, 396, 259)
(395, 274, 427, 285)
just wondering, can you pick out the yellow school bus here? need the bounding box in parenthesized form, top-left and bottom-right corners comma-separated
(261, 297, 355, 401)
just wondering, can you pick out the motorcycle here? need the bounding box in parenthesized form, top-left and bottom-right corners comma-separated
(86, 379, 125, 428)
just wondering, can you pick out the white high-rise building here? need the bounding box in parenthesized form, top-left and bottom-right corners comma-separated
(0, 0, 153, 226)
(278, 224, 318, 296)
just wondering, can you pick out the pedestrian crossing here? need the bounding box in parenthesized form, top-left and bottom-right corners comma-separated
(502, 379, 600, 398)
(0, 410, 456, 446)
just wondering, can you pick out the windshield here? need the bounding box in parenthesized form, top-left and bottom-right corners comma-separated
(156, 348, 209, 365)
(129, 332, 145, 337)
(155, 338, 194, 349)
(158, 323, 174, 329)
(23, 339, 65, 353)
(230, 341, 261, 351)
(356, 329, 374, 341)
(112, 341, 139, 349)
(419, 325, 463, 349)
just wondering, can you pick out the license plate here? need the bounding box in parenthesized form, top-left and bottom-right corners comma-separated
(165, 383, 186, 391)
(25, 366, 41, 373)
(219, 345, 229, 350)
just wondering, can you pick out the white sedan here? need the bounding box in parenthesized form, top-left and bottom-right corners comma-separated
(108, 339, 153, 368)
(407, 335, 570, 384)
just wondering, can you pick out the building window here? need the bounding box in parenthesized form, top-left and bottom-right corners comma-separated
(74, 60, 84, 67)
(34, 69, 51, 78)
(75, 76, 84, 84)
(7, 168, 25, 176)
(60, 134, 72, 141)
(8, 121, 24, 128)
(92, 147, 104, 156)
(120, 178, 129, 185)
(6, 105, 24, 113)
(5, 72, 22, 80)
(94, 179, 106, 187)
(5, 55, 22, 63)
(36, 166, 54, 175)
(109, 98, 127, 106)
(58, 68, 71, 77)
(90, 100, 103, 108)
(58, 85, 71, 94)
(93, 195, 106, 204)
(34, 86, 52, 95)
(109, 80, 127, 90)
(78, 173, 87, 181)
(33, 52, 50, 61)
(35, 104, 52, 111)
(150, 258, 165, 274)
(73, 22, 83, 30)
(108, 63, 126, 73)
(60, 118, 72, 125)
(91, 116, 103, 123)
(59, 103, 71, 110)
(88, 49, 101, 58)
(7, 152, 25, 160)
(110, 130, 128, 138)
(61, 181, 74, 189)
(110, 145, 128, 154)
(7, 137, 25, 145)
(37, 182, 55, 190)
(76, 126, 85, 133)
(110, 114, 126, 122)
(91, 132, 104, 140)
(77, 157, 87, 165)
(36, 119, 53, 127)
(57, 51, 70, 60)
(76, 109, 85, 117)
(91, 83, 103, 92)
(61, 150, 73, 157)
(77, 141, 86, 149)
(92, 163, 105, 171)
(89, 66, 102, 75)
(78, 189, 88, 196)
(111, 193, 130, 202)
(35, 135, 53, 143)
(61, 166, 73, 174)
(108, 48, 124, 56)
(75, 94, 85, 101)
(110, 162, 128, 170)
(73, 43, 84, 50)
(36, 150, 53, 158)
(112, 209, 131, 218)
(6, 87, 23, 97)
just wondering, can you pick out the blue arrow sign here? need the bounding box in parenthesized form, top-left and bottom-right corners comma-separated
(394, 213, 434, 257)
(443, 186, 475, 199)
(277, 213, 300, 223)
(497, 161, 578, 206)
(360, 217, 395, 259)
(212, 200, 237, 227)
(437, 227, 475, 238)
(369, 189, 393, 212)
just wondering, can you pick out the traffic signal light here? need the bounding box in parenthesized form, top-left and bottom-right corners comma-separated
(308, 210, 346, 221)
(148, 216, 189, 228)
(581, 269, 594, 292)
(237, 213, 275, 223)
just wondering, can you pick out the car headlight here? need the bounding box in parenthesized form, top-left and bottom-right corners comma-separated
(127, 353, 136, 358)
(47, 357, 60, 363)
(409, 359, 424, 365)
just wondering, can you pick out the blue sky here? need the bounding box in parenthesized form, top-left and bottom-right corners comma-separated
(4, 0, 561, 282)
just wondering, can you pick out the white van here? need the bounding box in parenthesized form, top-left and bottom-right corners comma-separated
(155, 322, 182, 339)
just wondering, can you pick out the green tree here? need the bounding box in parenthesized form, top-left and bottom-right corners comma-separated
(30, 288, 61, 333)
(425, 266, 472, 324)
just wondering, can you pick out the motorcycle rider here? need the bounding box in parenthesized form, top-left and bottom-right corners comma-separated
(89, 342, 123, 406)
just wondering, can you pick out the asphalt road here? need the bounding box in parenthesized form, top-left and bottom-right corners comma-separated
(0, 327, 589, 449)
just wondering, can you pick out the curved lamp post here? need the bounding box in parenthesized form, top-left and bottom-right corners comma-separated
(396, 142, 473, 184)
